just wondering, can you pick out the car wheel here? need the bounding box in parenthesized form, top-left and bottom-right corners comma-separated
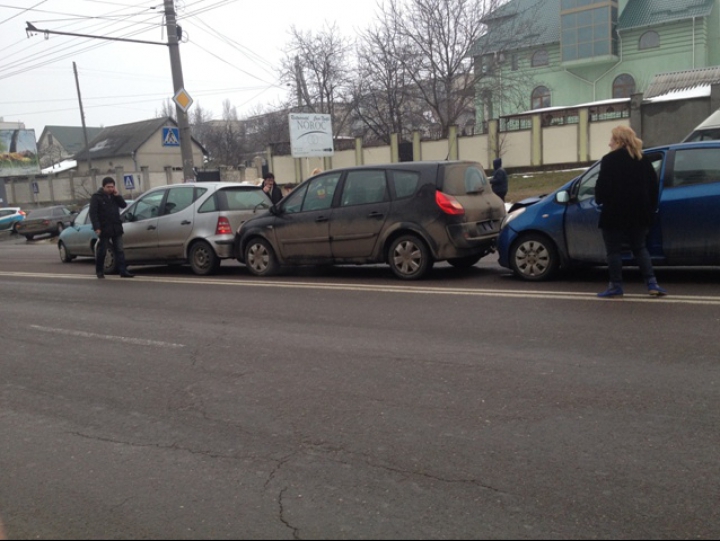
(388, 234, 433, 280)
(189, 241, 221, 276)
(25, 234, 34, 241)
(58, 241, 74, 263)
(447, 254, 482, 269)
(245, 238, 278, 277)
(510, 233, 560, 281)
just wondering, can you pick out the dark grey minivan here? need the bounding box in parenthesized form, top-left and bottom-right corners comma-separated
(235, 161, 506, 279)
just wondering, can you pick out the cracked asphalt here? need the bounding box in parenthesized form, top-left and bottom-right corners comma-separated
(1, 241, 719, 539)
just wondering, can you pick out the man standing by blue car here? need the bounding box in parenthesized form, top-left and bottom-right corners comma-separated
(89, 177, 134, 279)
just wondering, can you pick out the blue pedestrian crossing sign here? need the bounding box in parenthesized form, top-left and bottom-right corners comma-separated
(123, 174, 135, 190)
(162, 127, 181, 147)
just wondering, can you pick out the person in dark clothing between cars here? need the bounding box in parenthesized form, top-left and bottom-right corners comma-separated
(490, 158, 508, 201)
(595, 125, 666, 298)
(261, 173, 283, 204)
(89, 177, 134, 279)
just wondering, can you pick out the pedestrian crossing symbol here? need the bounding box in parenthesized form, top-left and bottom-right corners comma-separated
(162, 127, 180, 147)
(123, 174, 135, 190)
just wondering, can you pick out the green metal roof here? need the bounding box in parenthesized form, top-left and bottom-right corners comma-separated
(472, 0, 716, 55)
(471, 0, 560, 55)
(618, 0, 715, 30)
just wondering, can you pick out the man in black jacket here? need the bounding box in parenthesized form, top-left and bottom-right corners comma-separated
(89, 177, 134, 279)
(261, 173, 283, 204)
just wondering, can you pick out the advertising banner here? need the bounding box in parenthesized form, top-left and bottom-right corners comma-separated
(289, 113, 334, 158)
(0, 129, 41, 177)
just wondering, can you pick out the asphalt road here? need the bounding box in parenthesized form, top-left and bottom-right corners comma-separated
(1, 234, 719, 539)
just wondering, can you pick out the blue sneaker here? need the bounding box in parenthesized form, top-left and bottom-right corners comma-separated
(648, 283, 668, 296)
(597, 284, 624, 298)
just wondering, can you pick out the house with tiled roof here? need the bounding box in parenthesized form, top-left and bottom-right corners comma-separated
(472, 0, 720, 123)
(72, 117, 206, 176)
(37, 125, 103, 169)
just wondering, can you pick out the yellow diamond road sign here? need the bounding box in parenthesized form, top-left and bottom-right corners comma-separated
(173, 89, 193, 112)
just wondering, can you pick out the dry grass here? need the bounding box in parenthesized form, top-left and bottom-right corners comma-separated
(506, 168, 587, 203)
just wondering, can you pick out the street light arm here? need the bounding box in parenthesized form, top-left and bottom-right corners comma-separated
(25, 24, 167, 46)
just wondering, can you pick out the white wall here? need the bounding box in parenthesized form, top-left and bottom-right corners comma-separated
(6, 117, 627, 207)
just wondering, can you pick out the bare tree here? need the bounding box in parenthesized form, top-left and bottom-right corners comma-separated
(197, 100, 248, 168)
(362, 0, 538, 139)
(156, 99, 177, 121)
(280, 23, 355, 136)
(189, 102, 215, 151)
(352, 7, 427, 144)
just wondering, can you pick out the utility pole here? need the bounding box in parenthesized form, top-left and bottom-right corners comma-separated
(163, 0, 195, 182)
(73, 62, 93, 174)
(27, 4, 196, 182)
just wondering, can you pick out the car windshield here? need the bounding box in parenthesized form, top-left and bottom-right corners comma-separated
(27, 209, 51, 219)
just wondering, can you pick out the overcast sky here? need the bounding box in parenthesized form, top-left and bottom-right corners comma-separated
(0, 0, 383, 137)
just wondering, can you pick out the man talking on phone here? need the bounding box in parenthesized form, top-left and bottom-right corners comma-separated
(89, 176, 134, 279)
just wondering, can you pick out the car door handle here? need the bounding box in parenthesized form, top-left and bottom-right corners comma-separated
(147, 225, 157, 230)
(367, 212, 384, 219)
(315, 216, 329, 223)
(181, 220, 192, 225)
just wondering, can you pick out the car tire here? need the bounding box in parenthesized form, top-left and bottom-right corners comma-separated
(189, 241, 221, 276)
(388, 234, 433, 280)
(25, 234, 34, 241)
(245, 238, 278, 277)
(58, 241, 74, 263)
(447, 254, 482, 269)
(509, 233, 560, 281)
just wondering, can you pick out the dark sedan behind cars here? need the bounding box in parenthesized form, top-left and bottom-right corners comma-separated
(15, 205, 77, 240)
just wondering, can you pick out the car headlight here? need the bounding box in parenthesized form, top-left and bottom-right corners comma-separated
(501, 207, 526, 229)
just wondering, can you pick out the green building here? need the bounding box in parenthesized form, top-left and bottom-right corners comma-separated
(472, 0, 720, 124)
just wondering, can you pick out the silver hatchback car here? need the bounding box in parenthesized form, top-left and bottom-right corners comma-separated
(107, 182, 271, 275)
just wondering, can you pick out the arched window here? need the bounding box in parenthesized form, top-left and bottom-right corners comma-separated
(531, 49, 549, 67)
(613, 74, 636, 98)
(531, 86, 551, 109)
(639, 31, 660, 50)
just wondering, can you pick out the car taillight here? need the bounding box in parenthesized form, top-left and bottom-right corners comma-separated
(435, 191, 465, 215)
(43, 219, 50, 225)
(216, 217, 232, 235)
(19, 211, 26, 216)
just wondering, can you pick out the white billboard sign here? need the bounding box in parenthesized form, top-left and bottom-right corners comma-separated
(289, 113, 334, 158)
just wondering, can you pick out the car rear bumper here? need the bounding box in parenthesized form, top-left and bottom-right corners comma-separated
(446, 219, 502, 249)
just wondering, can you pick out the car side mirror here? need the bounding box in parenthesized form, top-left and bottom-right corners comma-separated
(269, 204, 280, 216)
(555, 191, 570, 204)
(123, 212, 134, 222)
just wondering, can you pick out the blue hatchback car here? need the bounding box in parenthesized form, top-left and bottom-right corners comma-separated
(498, 141, 720, 281)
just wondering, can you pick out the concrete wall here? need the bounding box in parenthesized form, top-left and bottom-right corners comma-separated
(7, 93, 716, 207)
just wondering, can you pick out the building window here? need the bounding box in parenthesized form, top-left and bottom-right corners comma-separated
(531, 50, 549, 67)
(639, 30, 659, 50)
(560, 0, 618, 62)
(612, 74, 636, 98)
(531, 86, 551, 109)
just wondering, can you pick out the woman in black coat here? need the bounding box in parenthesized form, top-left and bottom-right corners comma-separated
(595, 125, 666, 298)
